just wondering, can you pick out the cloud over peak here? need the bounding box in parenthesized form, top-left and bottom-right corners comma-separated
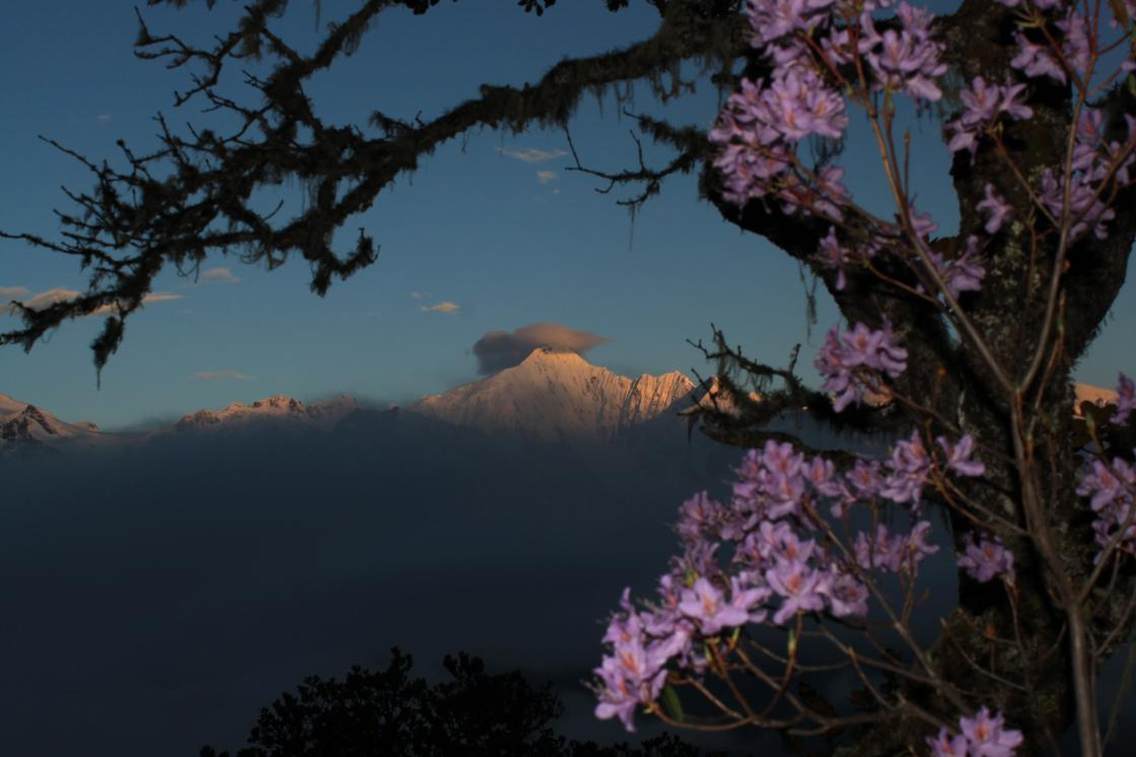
(472, 322, 608, 374)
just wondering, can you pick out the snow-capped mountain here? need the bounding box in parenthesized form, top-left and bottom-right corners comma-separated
(173, 394, 359, 432)
(3, 368, 1120, 458)
(410, 347, 696, 442)
(0, 393, 108, 456)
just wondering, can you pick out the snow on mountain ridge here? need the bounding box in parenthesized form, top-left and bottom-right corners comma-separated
(174, 393, 357, 431)
(411, 347, 696, 441)
(0, 396, 107, 455)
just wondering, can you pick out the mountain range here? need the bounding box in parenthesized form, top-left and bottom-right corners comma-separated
(0, 393, 104, 455)
(0, 349, 700, 456)
(0, 349, 1122, 457)
(173, 393, 360, 432)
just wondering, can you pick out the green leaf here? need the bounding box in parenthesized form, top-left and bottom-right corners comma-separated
(661, 685, 685, 723)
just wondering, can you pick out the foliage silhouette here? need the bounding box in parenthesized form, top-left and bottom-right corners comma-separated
(198, 647, 719, 757)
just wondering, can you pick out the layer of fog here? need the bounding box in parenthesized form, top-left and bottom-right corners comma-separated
(0, 407, 969, 756)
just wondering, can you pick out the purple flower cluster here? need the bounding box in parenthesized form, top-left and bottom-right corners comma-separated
(745, 0, 841, 48)
(714, 1, 953, 217)
(981, 6, 1136, 242)
(1076, 453, 1136, 560)
(957, 532, 1016, 583)
(1071, 376, 1136, 563)
(1035, 109, 1136, 242)
(709, 65, 849, 211)
(938, 434, 988, 478)
(1006, 4, 1135, 85)
(593, 589, 675, 731)
(1011, 28, 1067, 81)
(874, 432, 986, 513)
(778, 164, 850, 221)
(854, 520, 939, 574)
(945, 77, 1033, 161)
(879, 430, 932, 507)
(1114, 372, 1135, 426)
(815, 321, 908, 412)
(976, 185, 1013, 235)
(927, 235, 987, 300)
(858, 2, 948, 102)
(817, 226, 856, 289)
(997, 2, 1107, 85)
(928, 706, 1024, 756)
(595, 431, 992, 732)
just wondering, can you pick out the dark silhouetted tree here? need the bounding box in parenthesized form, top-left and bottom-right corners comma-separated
(198, 647, 717, 757)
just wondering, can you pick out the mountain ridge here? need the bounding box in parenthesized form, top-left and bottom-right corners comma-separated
(2, 360, 1124, 455)
(0, 393, 104, 451)
(410, 347, 696, 442)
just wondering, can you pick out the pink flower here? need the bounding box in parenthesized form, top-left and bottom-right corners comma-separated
(937, 434, 987, 477)
(1011, 31, 1066, 83)
(818, 226, 852, 290)
(959, 706, 1024, 756)
(928, 727, 969, 756)
(881, 431, 932, 508)
(928, 235, 986, 299)
(1113, 372, 1134, 425)
(816, 322, 908, 412)
(766, 559, 826, 624)
(929, 706, 1023, 754)
(678, 577, 759, 635)
(977, 183, 1013, 234)
(819, 568, 869, 618)
(946, 77, 1034, 162)
(957, 532, 1015, 583)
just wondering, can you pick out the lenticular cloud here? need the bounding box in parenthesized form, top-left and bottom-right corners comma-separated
(471, 322, 608, 374)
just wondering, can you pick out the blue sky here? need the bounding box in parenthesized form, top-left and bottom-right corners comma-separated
(1, 0, 1132, 429)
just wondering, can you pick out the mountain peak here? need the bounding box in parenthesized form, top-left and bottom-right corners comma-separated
(517, 347, 588, 366)
(0, 393, 104, 451)
(250, 394, 305, 411)
(412, 352, 695, 442)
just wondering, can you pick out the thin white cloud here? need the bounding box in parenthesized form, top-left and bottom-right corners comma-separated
(498, 147, 568, 164)
(421, 301, 460, 314)
(194, 370, 253, 382)
(140, 292, 183, 304)
(410, 291, 424, 300)
(89, 291, 184, 316)
(536, 170, 558, 185)
(4, 288, 183, 317)
(201, 266, 240, 284)
(21, 288, 82, 311)
(96, 113, 112, 123)
(0, 286, 30, 301)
